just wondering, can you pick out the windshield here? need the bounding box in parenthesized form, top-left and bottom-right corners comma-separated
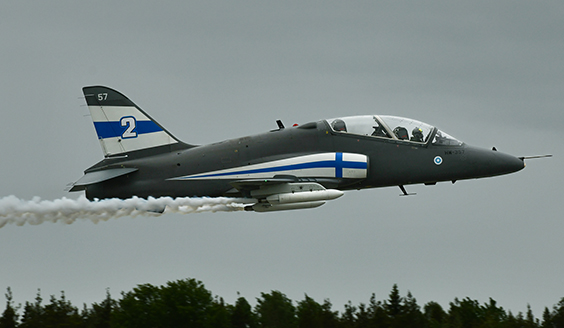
(378, 116, 433, 142)
(326, 115, 462, 146)
(432, 130, 463, 146)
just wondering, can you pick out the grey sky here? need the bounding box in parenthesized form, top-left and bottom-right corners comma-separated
(0, 0, 562, 317)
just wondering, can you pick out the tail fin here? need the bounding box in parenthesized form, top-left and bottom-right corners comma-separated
(83, 86, 190, 157)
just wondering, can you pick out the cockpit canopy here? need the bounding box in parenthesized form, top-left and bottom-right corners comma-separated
(326, 115, 462, 146)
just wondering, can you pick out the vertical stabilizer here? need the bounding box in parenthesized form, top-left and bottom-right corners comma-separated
(83, 86, 183, 157)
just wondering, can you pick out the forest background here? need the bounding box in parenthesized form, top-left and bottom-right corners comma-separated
(1, 278, 564, 328)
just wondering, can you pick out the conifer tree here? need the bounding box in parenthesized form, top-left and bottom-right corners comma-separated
(209, 296, 232, 328)
(401, 291, 424, 328)
(525, 304, 538, 328)
(296, 295, 338, 328)
(367, 293, 389, 328)
(42, 291, 82, 327)
(255, 290, 296, 328)
(541, 307, 553, 328)
(0, 288, 18, 328)
(481, 298, 507, 326)
(297, 294, 324, 328)
(83, 288, 115, 328)
(447, 297, 482, 328)
(19, 289, 44, 328)
(551, 298, 564, 328)
(319, 299, 339, 328)
(231, 295, 257, 328)
(340, 301, 357, 328)
(385, 284, 403, 319)
(424, 301, 446, 328)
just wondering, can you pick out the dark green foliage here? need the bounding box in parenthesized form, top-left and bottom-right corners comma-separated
(209, 296, 233, 328)
(542, 307, 553, 328)
(447, 297, 483, 328)
(19, 290, 82, 328)
(255, 290, 296, 328)
(503, 306, 539, 328)
(42, 292, 83, 328)
(424, 301, 446, 328)
(111, 278, 217, 328)
(82, 289, 115, 328)
(447, 297, 491, 328)
(526, 304, 539, 328)
(231, 296, 257, 328)
(2, 280, 564, 328)
(0, 288, 18, 328)
(368, 293, 389, 328)
(551, 298, 564, 328)
(18, 290, 44, 328)
(481, 298, 507, 327)
(296, 295, 338, 328)
(401, 291, 425, 328)
(385, 284, 403, 319)
(340, 301, 357, 328)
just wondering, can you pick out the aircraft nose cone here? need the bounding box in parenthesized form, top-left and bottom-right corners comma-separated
(499, 153, 525, 174)
(493, 150, 525, 174)
(469, 147, 525, 177)
(506, 153, 526, 173)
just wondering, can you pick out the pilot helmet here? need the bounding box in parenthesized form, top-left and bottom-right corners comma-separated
(412, 127, 423, 137)
(332, 119, 347, 132)
(411, 127, 424, 142)
(393, 126, 408, 140)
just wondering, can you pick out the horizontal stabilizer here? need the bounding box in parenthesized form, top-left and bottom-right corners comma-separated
(69, 167, 138, 191)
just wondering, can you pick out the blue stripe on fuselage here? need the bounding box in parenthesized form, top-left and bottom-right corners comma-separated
(93, 121, 162, 139)
(181, 153, 368, 179)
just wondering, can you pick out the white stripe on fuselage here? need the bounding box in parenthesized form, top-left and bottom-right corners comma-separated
(169, 152, 368, 180)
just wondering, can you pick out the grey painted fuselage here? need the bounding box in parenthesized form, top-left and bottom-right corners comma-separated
(80, 117, 524, 200)
(70, 86, 527, 212)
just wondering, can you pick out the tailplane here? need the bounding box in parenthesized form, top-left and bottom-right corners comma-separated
(83, 86, 190, 157)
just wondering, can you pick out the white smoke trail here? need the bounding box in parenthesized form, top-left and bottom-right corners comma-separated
(0, 195, 255, 228)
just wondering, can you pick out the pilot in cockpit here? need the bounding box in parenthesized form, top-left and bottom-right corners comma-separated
(393, 126, 409, 140)
(411, 127, 424, 142)
(332, 119, 347, 132)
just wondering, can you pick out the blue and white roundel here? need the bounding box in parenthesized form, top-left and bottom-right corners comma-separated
(434, 156, 443, 165)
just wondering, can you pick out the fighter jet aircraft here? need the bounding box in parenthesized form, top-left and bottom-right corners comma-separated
(69, 86, 539, 212)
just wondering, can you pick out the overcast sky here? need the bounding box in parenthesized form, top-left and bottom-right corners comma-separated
(0, 0, 562, 317)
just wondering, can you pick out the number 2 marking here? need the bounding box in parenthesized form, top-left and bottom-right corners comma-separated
(120, 117, 137, 138)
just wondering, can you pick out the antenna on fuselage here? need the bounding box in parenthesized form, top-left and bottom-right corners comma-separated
(276, 120, 285, 129)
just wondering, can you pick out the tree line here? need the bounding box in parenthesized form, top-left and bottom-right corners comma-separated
(1, 278, 563, 328)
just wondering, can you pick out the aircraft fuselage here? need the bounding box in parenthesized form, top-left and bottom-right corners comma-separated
(82, 119, 524, 200)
